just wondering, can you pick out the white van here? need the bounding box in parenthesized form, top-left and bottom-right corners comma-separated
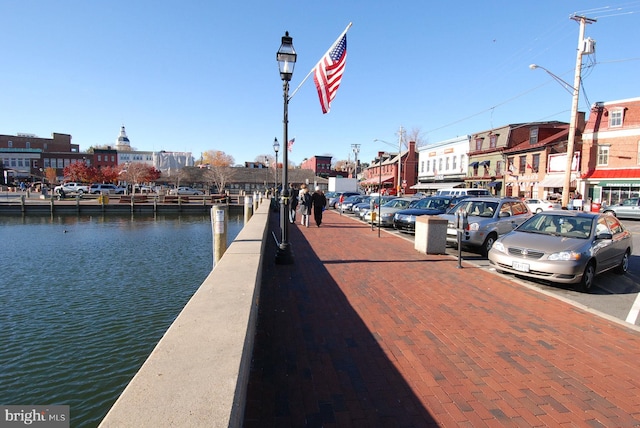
(435, 188, 491, 197)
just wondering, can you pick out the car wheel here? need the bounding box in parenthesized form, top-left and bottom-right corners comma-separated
(536, 208, 543, 213)
(603, 210, 616, 217)
(581, 261, 596, 291)
(615, 250, 630, 275)
(481, 233, 497, 257)
(78, 190, 84, 195)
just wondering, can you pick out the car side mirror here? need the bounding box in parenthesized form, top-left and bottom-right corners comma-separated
(596, 232, 613, 240)
(499, 211, 511, 217)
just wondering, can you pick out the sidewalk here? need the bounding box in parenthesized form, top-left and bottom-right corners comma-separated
(245, 210, 640, 427)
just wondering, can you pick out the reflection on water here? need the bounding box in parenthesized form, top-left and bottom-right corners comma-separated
(0, 213, 243, 427)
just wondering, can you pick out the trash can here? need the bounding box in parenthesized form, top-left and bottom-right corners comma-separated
(414, 216, 448, 255)
(591, 202, 601, 213)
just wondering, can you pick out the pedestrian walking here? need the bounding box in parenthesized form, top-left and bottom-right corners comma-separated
(289, 184, 298, 224)
(299, 185, 311, 228)
(311, 186, 327, 227)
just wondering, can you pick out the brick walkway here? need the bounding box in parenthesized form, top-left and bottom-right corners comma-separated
(244, 210, 640, 427)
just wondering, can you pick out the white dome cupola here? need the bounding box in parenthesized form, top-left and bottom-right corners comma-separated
(116, 125, 131, 150)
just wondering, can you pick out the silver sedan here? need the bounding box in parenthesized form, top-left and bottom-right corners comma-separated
(488, 211, 633, 291)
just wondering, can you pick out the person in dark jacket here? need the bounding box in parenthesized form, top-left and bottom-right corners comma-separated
(289, 184, 298, 224)
(310, 186, 327, 227)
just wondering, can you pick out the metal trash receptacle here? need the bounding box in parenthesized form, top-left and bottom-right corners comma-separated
(414, 216, 448, 255)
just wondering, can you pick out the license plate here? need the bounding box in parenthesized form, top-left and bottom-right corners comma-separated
(512, 261, 530, 272)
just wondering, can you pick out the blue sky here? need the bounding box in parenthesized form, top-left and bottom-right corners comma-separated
(2, 1, 639, 167)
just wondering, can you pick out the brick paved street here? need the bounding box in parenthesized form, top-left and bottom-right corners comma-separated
(245, 210, 640, 427)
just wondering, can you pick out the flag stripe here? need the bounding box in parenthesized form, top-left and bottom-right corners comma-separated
(313, 34, 347, 114)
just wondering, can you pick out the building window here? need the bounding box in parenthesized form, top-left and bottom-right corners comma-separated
(7, 141, 12, 148)
(460, 154, 466, 172)
(529, 127, 539, 145)
(445, 156, 450, 171)
(438, 158, 443, 172)
(597, 145, 609, 166)
(609, 108, 623, 127)
(26, 142, 31, 149)
(475, 138, 483, 151)
(507, 157, 515, 174)
(532, 154, 540, 173)
(420, 161, 424, 173)
(518, 156, 526, 174)
(452, 155, 457, 171)
(489, 134, 497, 148)
(496, 160, 502, 176)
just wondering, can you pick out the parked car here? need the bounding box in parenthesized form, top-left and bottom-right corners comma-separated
(327, 191, 361, 209)
(440, 197, 532, 256)
(488, 211, 632, 291)
(363, 197, 414, 226)
(393, 196, 468, 233)
(435, 188, 491, 197)
(169, 187, 204, 195)
(134, 184, 155, 193)
(337, 195, 369, 212)
(601, 198, 640, 220)
(524, 198, 561, 213)
(90, 183, 125, 194)
(54, 182, 89, 195)
(355, 196, 397, 219)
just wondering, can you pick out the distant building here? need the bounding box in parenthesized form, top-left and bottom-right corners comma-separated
(300, 155, 333, 178)
(580, 97, 640, 206)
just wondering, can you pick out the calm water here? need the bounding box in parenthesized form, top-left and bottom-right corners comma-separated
(0, 212, 244, 427)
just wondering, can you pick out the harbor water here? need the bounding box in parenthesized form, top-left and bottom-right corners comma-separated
(0, 212, 244, 427)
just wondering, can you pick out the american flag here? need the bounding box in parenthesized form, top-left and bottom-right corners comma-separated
(313, 34, 347, 114)
(288, 137, 295, 152)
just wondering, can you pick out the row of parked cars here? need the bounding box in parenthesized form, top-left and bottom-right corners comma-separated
(332, 192, 634, 292)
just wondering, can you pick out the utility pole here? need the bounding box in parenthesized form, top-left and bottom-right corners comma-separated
(562, 14, 596, 209)
(397, 126, 404, 196)
(351, 143, 360, 179)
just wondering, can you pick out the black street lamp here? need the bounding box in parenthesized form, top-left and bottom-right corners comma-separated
(273, 137, 280, 193)
(275, 31, 296, 265)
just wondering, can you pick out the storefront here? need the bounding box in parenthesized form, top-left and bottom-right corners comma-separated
(582, 169, 640, 206)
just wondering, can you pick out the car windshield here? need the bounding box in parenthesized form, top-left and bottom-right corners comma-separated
(451, 200, 499, 217)
(517, 213, 592, 238)
(383, 199, 411, 209)
(416, 198, 449, 210)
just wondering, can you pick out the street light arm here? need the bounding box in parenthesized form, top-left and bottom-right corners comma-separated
(529, 64, 577, 95)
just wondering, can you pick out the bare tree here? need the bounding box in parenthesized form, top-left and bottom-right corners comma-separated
(202, 150, 236, 194)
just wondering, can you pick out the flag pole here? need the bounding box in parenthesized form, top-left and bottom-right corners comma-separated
(288, 22, 352, 102)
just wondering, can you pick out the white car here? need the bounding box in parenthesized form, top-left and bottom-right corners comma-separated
(169, 187, 204, 195)
(54, 182, 89, 195)
(524, 198, 561, 213)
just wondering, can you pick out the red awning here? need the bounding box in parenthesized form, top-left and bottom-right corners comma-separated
(360, 175, 395, 185)
(582, 168, 640, 179)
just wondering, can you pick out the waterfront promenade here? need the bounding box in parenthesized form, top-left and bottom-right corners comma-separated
(246, 209, 640, 427)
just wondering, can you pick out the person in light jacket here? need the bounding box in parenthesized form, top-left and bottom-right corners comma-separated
(299, 185, 311, 227)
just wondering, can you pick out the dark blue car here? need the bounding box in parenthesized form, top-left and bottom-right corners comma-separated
(393, 196, 467, 233)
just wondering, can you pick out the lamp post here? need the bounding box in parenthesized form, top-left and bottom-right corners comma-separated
(275, 31, 296, 265)
(264, 157, 269, 192)
(529, 15, 595, 209)
(273, 137, 280, 193)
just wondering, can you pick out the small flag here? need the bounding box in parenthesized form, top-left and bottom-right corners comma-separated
(527, 163, 532, 169)
(313, 34, 348, 114)
(288, 137, 295, 152)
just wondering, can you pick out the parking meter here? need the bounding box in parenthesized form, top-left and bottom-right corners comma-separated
(455, 209, 468, 231)
(455, 209, 468, 268)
